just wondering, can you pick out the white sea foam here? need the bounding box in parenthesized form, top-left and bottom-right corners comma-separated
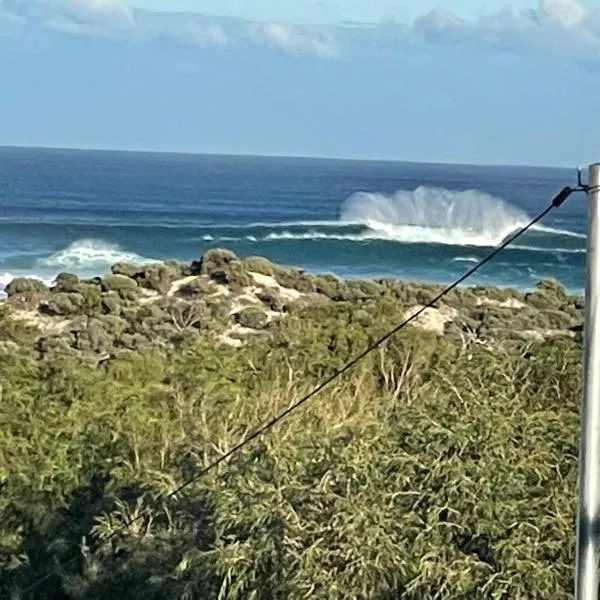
(531, 224, 586, 239)
(453, 257, 480, 264)
(38, 239, 156, 270)
(0, 271, 55, 301)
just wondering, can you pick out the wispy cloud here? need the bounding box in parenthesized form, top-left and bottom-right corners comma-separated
(249, 22, 338, 57)
(1, 0, 133, 37)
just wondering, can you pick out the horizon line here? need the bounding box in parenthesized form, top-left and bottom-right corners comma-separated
(0, 143, 579, 172)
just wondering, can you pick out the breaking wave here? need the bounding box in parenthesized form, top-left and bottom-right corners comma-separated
(340, 187, 530, 247)
(38, 239, 156, 270)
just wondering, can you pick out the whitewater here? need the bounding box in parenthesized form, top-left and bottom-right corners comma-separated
(0, 148, 588, 297)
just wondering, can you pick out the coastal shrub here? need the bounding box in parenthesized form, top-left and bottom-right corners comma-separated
(4, 277, 49, 310)
(176, 276, 216, 298)
(96, 315, 128, 339)
(313, 274, 345, 300)
(5, 277, 48, 298)
(211, 262, 253, 290)
(53, 272, 80, 293)
(134, 263, 183, 294)
(82, 281, 104, 307)
(0, 304, 38, 346)
(101, 274, 140, 300)
(0, 251, 586, 600)
(257, 288, 285, 312)
(45, 292, 85, 316)
(526, 279, 569, 310)
(119, 332, 150, 350)
(274, 267, 316, 293)
(111, 262, 141, 278)
(167, 299, 208, 332)
(196, 248, 240, 276)
(345, 279, 383, 300)
(243, 256, 276, 276)
(79, 318, 114, 353)
(101, 291, 122, 315)
(235, 306, 269, 329)
(35, 334, 75, 356)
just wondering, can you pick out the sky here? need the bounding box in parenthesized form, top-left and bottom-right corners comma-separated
(130, 0, 546, 24)
(1, 0, 600, 167)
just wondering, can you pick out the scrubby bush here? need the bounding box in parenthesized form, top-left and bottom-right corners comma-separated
(101, 291, 122, 315)
(195, 248, 240, 276)
(176, 276, 216, 298)
(101, 274, 140, 300)
(257, 288, 285, 312)
(5, 277, 49, 310)
(243, 256, 276, 276)
(0, 252, 585, 600)
(111, 262, 141, 278)
(235, 306, 269, 329)
(313, 274, 345, 300)
(45, 292, 85, 316)
(211, 262, 254, 290)
(274, 267, 316, 293)
(134, 263, 184, 295)
(53, 272, 80, 293)
(526, 279, 569, 310)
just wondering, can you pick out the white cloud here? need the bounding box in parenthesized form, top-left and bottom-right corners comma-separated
(539, 0, 586, 28)
(1, 0, 133, 32)
(410, 0, 600, 66)
(249, 22, 338, 57)
(2, 0, 600, 67)
(414, 8, 468, 39)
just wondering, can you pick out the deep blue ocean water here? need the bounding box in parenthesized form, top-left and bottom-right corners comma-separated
(0, 147, 588, 297)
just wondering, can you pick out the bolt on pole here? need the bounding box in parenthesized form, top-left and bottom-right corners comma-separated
(575, 163, 600, 600)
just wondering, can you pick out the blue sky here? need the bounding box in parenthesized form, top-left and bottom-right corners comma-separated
(131, 0, 598, 24)
(130, 0, 544, 23)
(1, 0, 600, 166)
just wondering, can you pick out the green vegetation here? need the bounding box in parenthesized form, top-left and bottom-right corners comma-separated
(0, 250, 586, 599)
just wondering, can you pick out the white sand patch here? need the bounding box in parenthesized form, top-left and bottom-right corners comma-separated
(477, 297, 526, 310)
(167, 276, 199, 297)
(249, 272, 302, 300)
(404, 305, 459, 336)
(229, 293, 262, 316)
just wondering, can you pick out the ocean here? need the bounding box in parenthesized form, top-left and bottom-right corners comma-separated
(0, 146, 588, 298)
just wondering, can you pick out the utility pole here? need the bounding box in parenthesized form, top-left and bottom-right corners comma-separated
(576, 163, 600, 600)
